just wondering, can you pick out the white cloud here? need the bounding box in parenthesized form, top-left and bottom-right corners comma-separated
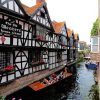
(20, 0, 98, 44)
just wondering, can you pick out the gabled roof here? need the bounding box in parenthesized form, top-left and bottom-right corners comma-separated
(0, 0, 27, 16)
(15, 0, 27, 15)
(74, 33, 79, 40)
(22, 2, 44, 15)
(16, 0, 27, 15)
(67, 28, 72, 37)
(52, 21, 65, 34)
(21, 1, 54, 30)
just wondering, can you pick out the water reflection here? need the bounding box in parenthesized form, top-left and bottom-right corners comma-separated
(6, 62, 98, 100)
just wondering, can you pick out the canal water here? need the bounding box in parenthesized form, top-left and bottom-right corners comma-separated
(6, 62, 99, 100)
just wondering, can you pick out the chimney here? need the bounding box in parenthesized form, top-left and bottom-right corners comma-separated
(36, 0, 45, 4)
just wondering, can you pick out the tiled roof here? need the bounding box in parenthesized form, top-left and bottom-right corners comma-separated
(22, 4, 30, 13)
(67, 28, 72, 37)
(52, 21, 65, 34)
(22, 2, 44, 15)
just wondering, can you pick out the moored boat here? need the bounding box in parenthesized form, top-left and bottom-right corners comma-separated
(28, 68, 72, 91)
(85, 62, 98, 70)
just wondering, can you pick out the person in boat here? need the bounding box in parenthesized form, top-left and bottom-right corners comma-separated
(63, 67, 68, 78)
(48, 75, 55, 84)
(51, 73, 58, 82)
(43, 78, 50, 85)
(58, 71, 63, 80)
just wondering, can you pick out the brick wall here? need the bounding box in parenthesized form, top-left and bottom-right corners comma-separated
(90, 53, 100, 62)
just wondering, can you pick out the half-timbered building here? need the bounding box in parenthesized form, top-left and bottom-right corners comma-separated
(67, 28, 73, 62)
(52, 21, 68, 66)
(73, 33, 79, 60)
(0, 0, 79, 95)
(0, 0, 54, 84)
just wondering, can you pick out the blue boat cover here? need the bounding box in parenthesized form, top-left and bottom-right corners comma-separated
(85, 63, 98, 70)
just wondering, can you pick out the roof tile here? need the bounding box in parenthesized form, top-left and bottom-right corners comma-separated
(74, 33, 79, 40)
(67, 28, 72, 37)
(52, 21, 65, 34)
(22, 2, 44, 15)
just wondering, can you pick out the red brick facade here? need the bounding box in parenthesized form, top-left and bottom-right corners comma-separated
(90, 53, 100, 62)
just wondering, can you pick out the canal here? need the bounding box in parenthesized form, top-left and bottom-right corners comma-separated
(6, 62, 99, 100)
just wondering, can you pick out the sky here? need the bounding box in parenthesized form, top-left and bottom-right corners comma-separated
(20, 0, 98, 44)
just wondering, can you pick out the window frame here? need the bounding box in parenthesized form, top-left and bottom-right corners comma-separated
(91, 36, 99, 53)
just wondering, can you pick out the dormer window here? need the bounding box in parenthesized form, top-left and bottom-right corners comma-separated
(40, 11, 45, 18)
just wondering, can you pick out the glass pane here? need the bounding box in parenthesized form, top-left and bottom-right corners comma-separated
(92, 37, 98, 45)
(91, 45, 98, 53)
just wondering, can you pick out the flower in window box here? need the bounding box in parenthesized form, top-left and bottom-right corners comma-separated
(40, 36, 43, 40)
(40, 59, 44, 63)
(3, 65, 14, 71)
(36, 35, 42, 40)
(36, 35, 46, 41)
(36, 35, 41, 40)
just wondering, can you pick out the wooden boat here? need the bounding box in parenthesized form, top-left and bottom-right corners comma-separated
(29, 69, 72, 91)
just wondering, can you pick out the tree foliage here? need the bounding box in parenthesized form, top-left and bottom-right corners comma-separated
(91, 18, 99, 36)
(89, 84, 99, 100)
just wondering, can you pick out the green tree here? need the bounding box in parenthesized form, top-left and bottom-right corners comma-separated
(91, 18, 99, 36)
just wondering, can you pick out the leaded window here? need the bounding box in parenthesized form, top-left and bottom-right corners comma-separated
(36, 25, 47, 39)
(0, 52, 11, 69)
(57, 52, 62, 62)
(31, 50, 43, 63)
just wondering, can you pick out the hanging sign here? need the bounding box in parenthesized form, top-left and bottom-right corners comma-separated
(0, 17, 22, 36)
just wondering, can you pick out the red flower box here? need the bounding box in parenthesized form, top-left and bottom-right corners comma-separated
(36, 35, 45, 41)
(0, 65, 14, 74)
(3, 65, 14, 71)
(40, 59, 45, 63)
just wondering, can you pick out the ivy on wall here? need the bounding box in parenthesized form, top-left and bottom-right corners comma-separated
(91, 18, 99, 36)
